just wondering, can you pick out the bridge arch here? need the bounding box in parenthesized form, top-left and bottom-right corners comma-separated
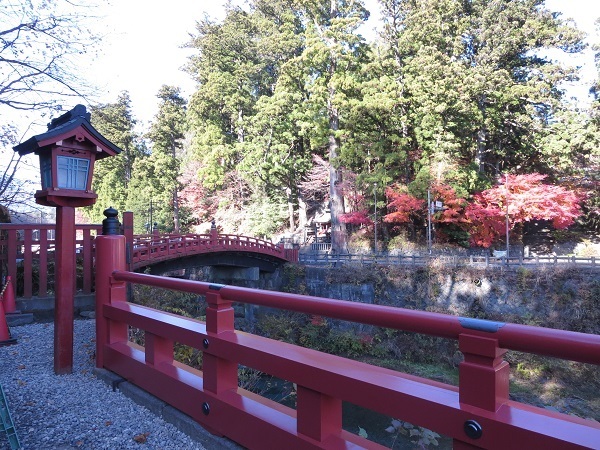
(129, 229, 297, 280)
(137, 250, 289, 285)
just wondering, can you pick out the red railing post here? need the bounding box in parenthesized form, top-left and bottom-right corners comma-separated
(122, 211, 134, 271)
(23, 228, 33, 298)
(459, 334, 509, 411)
(95, 218, 128, 369)
(456, 334, 509, 448)
(38, 228, 48, 297)
(203, 285, 237, 395)
(82, 228, 93, 294)
(210, 221, 218, 247)
(296, 386, 342, 442)
(145, 331, 173, 367)
(7, 229, 17, 295)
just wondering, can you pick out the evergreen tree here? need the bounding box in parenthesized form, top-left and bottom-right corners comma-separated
(292, 0, 371, 252)
(374, 0, 583, 188)
(186, 5, 267, 190)
(178, 0, 596, 244)
(143, 85, 187, 232)
(85, 92, 144, 222)
(238, 0, 310, 231)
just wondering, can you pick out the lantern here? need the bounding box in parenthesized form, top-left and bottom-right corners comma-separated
(14, 104, 121, 207)
(13, 104, 122, 374)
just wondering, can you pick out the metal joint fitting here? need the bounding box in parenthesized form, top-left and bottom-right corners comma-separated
(464, 420, 483, 439)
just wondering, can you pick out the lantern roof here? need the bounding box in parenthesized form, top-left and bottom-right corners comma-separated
(13, 104, 122, 158)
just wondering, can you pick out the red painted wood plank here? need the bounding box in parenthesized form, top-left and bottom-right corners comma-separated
(82, 228, 93, 294)
(23, 228, 33, 298)
(101, 302, 600, 449)
(7, 229, 17, 295)
(39, 231, 48, 296)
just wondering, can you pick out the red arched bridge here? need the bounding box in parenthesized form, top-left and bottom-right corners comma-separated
(0, 216, 298, 299)
(130, 231, 297, 272)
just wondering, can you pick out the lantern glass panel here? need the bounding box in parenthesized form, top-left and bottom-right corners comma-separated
(40, 153, 52, 189)
(57, 156, 89, 190)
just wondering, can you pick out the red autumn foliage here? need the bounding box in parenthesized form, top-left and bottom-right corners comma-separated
(178, 161, 216, 224)
(383, 182, 467, 228)
(339, 170, 373, 226)
(429, 182, 469, 226)
(465, 173, 584, 247)
(340, 210, 373, 225)
(383, 184, 425, 223)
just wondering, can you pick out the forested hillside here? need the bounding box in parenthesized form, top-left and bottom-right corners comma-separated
(81, 0, 599, 251)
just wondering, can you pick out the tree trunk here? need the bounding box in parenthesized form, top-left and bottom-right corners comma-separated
(476, 128, 486, 172)
(285, 186, 295, 231)
(172, 144, 180, 233)
(475, 95, 487, 172)
(298, 194, 307, 230)
(326, 11, 347, 253)
(328, 98, 347, 253)
(172, 188, 180, 233)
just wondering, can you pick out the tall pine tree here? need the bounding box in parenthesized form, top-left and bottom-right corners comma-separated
(85, 92, 144, 222)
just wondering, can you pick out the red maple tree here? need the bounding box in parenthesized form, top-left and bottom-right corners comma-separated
(339, 171, 373, 226)
(383, 182, 467, 228)
(178, 161, 216, 226)
(429, 182, 469, 225)
(465, 173, 584, 247)
(383, 184, 425, 224)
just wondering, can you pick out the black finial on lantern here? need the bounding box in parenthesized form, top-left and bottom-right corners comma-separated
(102, 207, 121, 235)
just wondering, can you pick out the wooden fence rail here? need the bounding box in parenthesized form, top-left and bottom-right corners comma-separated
(299, 252, 598, 269)
(0, 224, 101, 297)
(0, 221, 298, 299)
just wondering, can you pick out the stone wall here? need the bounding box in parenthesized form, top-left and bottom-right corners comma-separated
(278, 264, 600, 334)
(150, 261, 599, 335)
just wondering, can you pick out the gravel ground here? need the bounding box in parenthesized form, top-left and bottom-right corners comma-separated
(0, 320, 206, 450)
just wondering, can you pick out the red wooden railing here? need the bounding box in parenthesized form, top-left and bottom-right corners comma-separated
(0, 220, 298, 299)
(95, 234, 600, 449)
(0, 223, 101, 297)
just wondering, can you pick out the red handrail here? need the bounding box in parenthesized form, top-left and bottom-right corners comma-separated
(95, 234, 600, 449)
(129, 232, 295, 270)
(112, 271, 600, 365)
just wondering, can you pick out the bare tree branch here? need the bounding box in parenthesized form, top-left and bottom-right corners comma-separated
(0, 0, 102, 217)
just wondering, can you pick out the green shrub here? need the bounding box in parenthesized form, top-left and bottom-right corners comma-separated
(347, 231, 372, 253)
(387, 232, 419, 253)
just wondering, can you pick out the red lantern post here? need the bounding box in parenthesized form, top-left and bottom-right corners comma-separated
(14, 105, 122, 374)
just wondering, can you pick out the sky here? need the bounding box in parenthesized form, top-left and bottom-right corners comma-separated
(84, 0, 380, 126)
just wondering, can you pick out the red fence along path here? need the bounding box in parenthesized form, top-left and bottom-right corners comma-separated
(95, 233, 600, 450)
(0, 224, 101, 298)
(0, 221, 298, 299)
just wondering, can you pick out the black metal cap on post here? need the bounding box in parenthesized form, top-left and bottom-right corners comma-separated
(102, 207, 121, 235)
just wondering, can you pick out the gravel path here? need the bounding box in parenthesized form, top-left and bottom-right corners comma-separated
(0, 320, 206, 450)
